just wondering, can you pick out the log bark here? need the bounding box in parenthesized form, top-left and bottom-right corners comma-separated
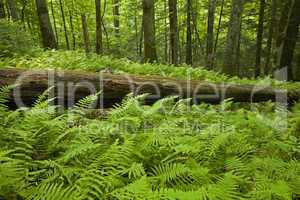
(0, 68, 299, 108)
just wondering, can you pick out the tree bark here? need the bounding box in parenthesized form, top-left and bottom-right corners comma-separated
(59, 0, 70, 50)
(274, 0, 293, 69)
(168, 0, 179, 65)
(255, 0, 265, 77)
(7, 0, 18, 21)
(186, 0, 192, 65)
(95, 0, 103, 54)
(69, 6, 76, 50)
(113, 0, 120, 39)
(50, 0, 59, 47)
(81, 14, 90, 54)
(0, 68, 299, 108)
(142, 0, 157, 63)
(35, 0, 57, 49)
(264, 0, 277, 76)
(223, 0, 244, 76)
(213, 0, 225, 68)
(206, 0, 216, 69)
(0, 0, 6, 19)
(279, 0, 300, 81)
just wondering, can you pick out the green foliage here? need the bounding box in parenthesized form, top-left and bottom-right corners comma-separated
(0, 86, 299, 199)
(0, 20, 37, 57)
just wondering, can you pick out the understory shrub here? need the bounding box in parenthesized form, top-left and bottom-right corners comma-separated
(0, 20, 37, 57)
(1, 50, 300, 90)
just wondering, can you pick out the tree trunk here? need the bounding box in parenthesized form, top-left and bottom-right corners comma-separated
(274, 0, 293, 69)
(164, 0, 168, 63)
(113, 0, 120, 39)
(59, 0, 70, 50)
(206, 0, 216, 69)
(264, 0, 277, 76)
(81, 14, 90, 54)
(186, 0, 192, 65)
(168, 0, 179, 65)
(279, 0, 300, 81)
(50, 0, 59, 47)
(0, 68, 299, 109)
(95, 0, 103, 54)
(35, 0, 57, 49)
(142, 0, 157, 63)
(0, 0, 5, 19)
(213, 0, 225, 68)
(69, 10, 76, 50)
(255, 0, 266, 77)
(7, 0, 18, 21)
(223, 0, 244, 76)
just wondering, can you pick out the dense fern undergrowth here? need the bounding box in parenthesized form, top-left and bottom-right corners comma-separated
(0, 85, 300, 200)
(1, 50, 300, 90)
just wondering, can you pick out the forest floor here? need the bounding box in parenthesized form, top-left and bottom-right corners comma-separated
(0, 50, 300, 199)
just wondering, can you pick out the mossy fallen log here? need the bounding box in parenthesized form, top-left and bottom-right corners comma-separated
(0, 68, 299, 108)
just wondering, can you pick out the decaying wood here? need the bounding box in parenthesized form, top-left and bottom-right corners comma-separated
(0, 68, 299, 108)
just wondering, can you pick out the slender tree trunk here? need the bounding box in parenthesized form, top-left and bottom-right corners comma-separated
(5, 0, 10, 19)
(279, 0, 300, 81)
(95, 0, 103, 54)
(20, 0, 27, 29)
(223, 0, 244, 76)
(274, 0, 293, 69)
(69, 12, 75, 50)
(296, 51, 300, 81)
(139, 25, 143, 58)
(164, 0, 168, 63)
(113, 0, 120, 39)
(134, 5, 139, 56)
(142, 0, 157, 63)
(213, 0, 225, 68)
(237, 21, 242, 76)
(264, 0, 277, 75)
(191, 4, 205, 57)
(81, 14, 90, 54)
(186, 0, 192, 65)
(50, 0, 59, 46)
(255, 0, 266, 77)
(35, 0, 57, 49)
(7, 0, 18, 21)
(59, 0, 70, 50)
(168, 0, 179, 65)
(69, 1, 76, 50)
(0, 0, 6, 18)
(206, 0, 216, 69)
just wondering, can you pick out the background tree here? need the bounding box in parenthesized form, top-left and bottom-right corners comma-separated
(59, 0, 69, 49)
(0, 0, 6, 18)
(81, 14, 90, 54)
(168, 0, 179, 65)
(186, 0, 192, 65)
(142, 0, 157, 63)
(223, 0, 244, 76)
(95, 0, 103, 54)
(113, 0, 120, 39)
(264, 0, 277, 75)
(35, 0, 57, 49)
(279, 0, 300, 81)
(7, 0, 18, 21)
(206, 0, 216, 69)
(254, 0, 265, 77)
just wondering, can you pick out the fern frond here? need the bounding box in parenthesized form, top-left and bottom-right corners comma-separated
(74, 92, 101, 109)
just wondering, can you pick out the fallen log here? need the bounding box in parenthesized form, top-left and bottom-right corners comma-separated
(0, 68, 299, 108)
